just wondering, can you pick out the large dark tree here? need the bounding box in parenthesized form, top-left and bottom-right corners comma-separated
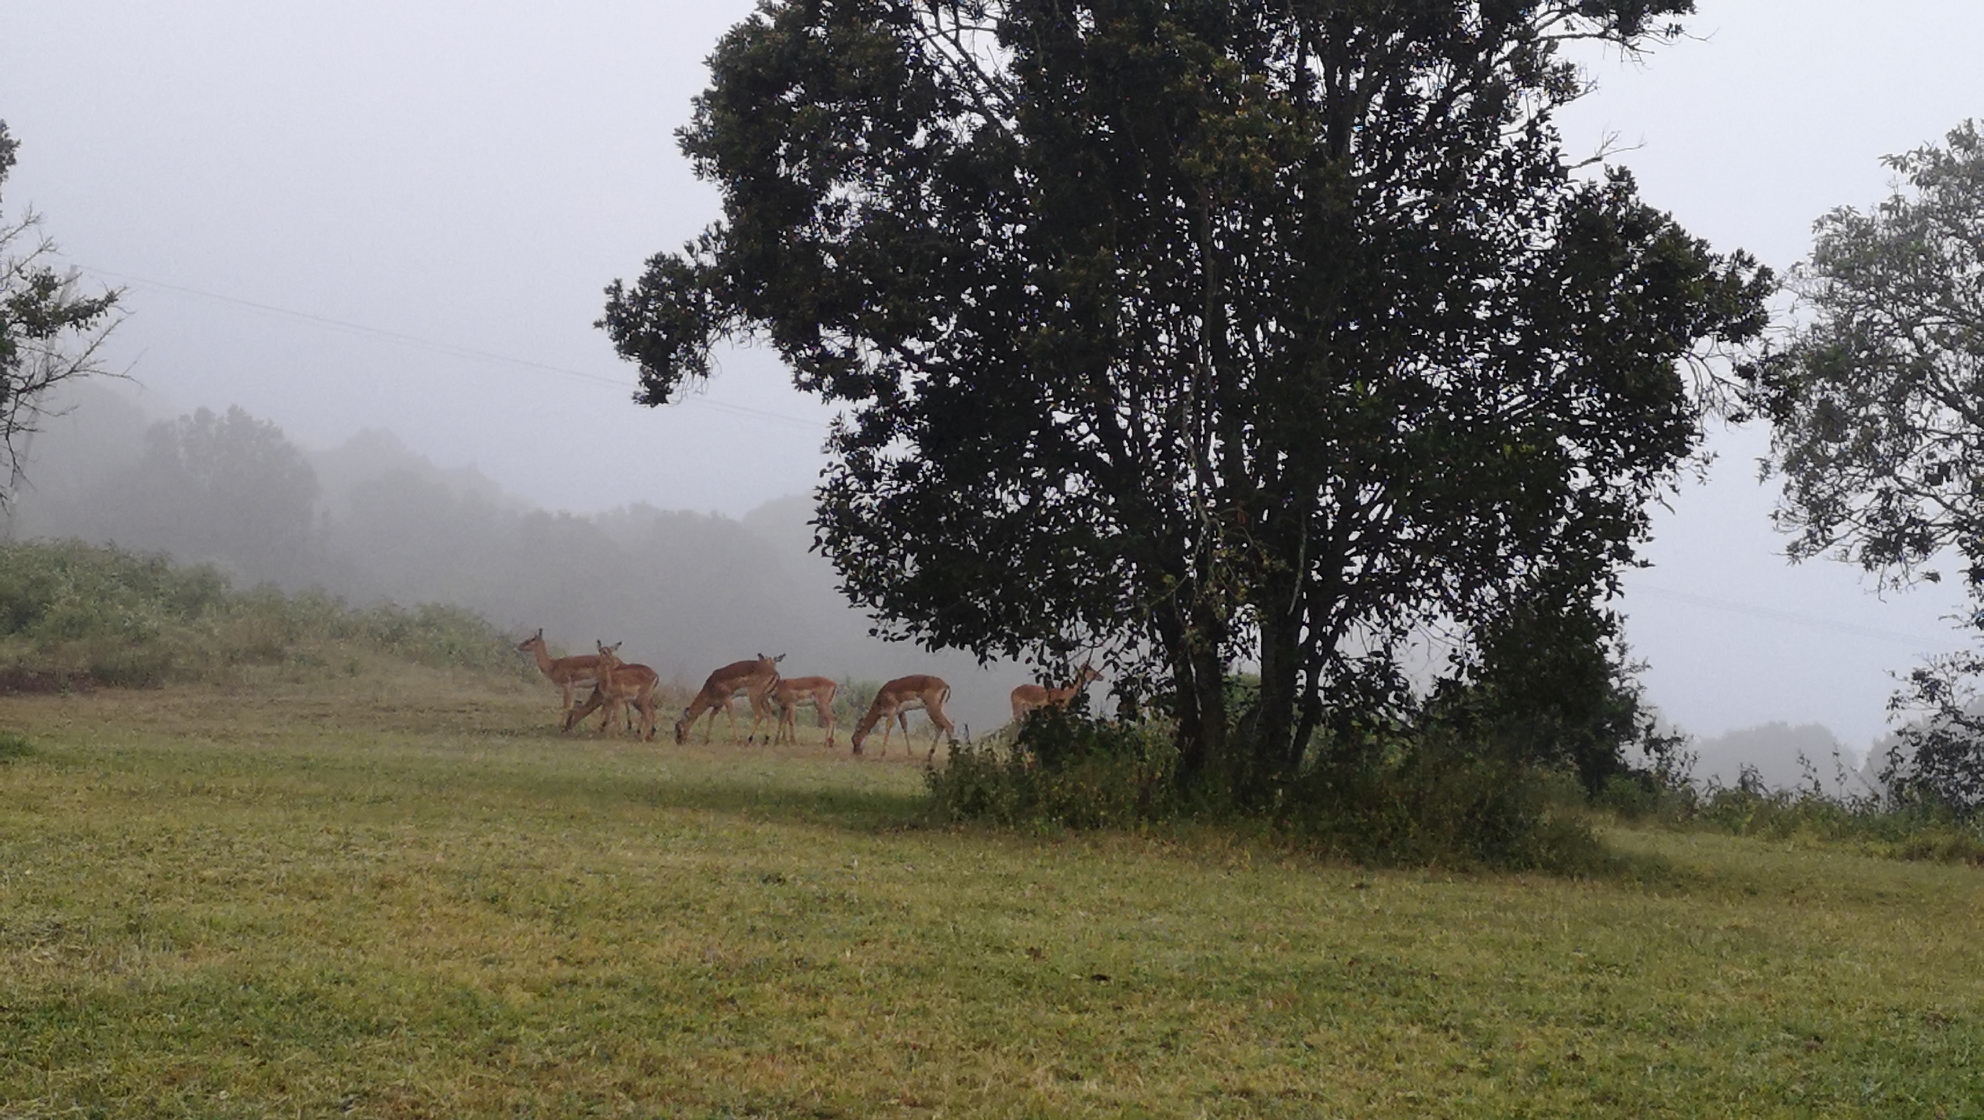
(1746, 121, 1984, 810)
(602, 0, 1769, 797)
(1, 120, 121, 501)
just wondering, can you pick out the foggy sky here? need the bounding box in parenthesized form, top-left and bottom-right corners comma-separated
(3, 0, 1980, 747)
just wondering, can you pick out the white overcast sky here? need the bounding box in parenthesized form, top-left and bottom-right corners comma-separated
(1, 1, 1979, 747)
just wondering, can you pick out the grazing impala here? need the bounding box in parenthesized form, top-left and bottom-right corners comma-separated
(770, 676, 839, 748)
(1010, 663, 1103, 723)
(674, 653, 784, 744)
(517, 629, 599, 728)
(850, 675, 955, 759)
(563, 641, 661, 740)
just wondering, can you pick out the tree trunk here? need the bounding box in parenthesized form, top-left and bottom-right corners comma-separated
(1252, 579, 1303, 802)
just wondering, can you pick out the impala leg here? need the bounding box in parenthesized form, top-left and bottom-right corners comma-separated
(636, 692, 657, 741)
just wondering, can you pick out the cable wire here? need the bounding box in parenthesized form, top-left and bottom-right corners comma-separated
(72, 263, 830, 432)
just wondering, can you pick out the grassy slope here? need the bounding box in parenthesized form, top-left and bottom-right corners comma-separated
(2, 672, 1982, 1118)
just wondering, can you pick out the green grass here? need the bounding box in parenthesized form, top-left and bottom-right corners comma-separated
(4, 671, 1983, 1117)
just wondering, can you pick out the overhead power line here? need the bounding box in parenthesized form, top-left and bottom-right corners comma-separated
(72, 263, 830, 432)
(1630, 583, 1955, 648)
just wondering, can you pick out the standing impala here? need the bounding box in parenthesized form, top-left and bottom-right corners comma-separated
(1010, 663, 1103, 723)
(674, 653, 784, 744)
(770, 676, 839, 748)
(850, 675, 955, 759)
(564, 641, 661, 741)
(517, 629, 599, 728)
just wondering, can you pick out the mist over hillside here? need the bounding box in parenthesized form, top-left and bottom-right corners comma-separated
(6, 384, 1932, 776)
(1687, 722, 1869, 795)
(2, 384, 1025, 733)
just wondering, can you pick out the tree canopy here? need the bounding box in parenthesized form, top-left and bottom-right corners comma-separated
(1746, 121, 1984, 809)
(603, 0, 1770, 797)
(0, 120, 121, 501)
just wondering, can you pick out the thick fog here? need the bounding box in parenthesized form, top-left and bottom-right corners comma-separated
(3, 383, 1030, 736)
(4, 0, 1983, 755)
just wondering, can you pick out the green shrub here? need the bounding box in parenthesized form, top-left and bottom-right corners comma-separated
(0, 540, 519, 686)
(0, 730, 31, 761)
(928, 704, 1606, 871)
(928, 706, 1176, 830)
(1280, 726, 1607, 871)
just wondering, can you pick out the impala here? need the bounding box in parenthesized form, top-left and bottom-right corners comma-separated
(770, 675, 839, 748)
(849, 675, 955, 759)
(674, 653, 784, 744)
(1010, 663, 1103, 723)
(517, 628, 598, 727)
(563, 641, 661, 740)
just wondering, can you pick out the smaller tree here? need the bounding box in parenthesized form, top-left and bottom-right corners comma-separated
(1425, 589, 1678, 797)
(1746, 120, 1984, 811)
(0, 121, 121, 501)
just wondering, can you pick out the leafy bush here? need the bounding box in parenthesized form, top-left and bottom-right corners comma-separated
(1276, 724, 1607, 871)
(0, 730, 31, 761)
(928, 703, 1607, 871)
(927, 706, 1176, 830)
(0, 540, 521, 687)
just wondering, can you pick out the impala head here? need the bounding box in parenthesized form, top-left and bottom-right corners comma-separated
(595, 640, 623, 671)
(516, 628, 545, 652)
(757, 652, 785, 668)
(1078, 662, 1103, 686)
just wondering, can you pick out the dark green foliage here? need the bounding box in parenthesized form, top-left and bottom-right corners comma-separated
(1884, 698, 1984, 819)
(928, 706, 1177, 831)
(929, 702, 1608, 870)
(1746, 121, 1984, 815)
(0, 540, 521, 686)
(1281, 724, 1608, 871)
(0, 730, 31, 761)
(1421, 592, 1681, 796)
(605, 0, 1771, 806)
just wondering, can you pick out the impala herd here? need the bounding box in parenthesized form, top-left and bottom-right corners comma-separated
(516, 630, 1098, 758)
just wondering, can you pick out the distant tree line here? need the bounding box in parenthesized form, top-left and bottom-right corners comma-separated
(3, 386, 1014, 727)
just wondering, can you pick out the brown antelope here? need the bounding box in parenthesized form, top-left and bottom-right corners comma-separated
(563, 641, 660, 740)
(1010, 663, 1103, 723)
(770, 676, 839, 748)
(674, 653, 784, 744)
(517, 628, 599, 728)
(850, 675, 955, 759)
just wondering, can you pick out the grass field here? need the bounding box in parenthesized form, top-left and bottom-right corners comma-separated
(4, 668, 1983, 1118)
